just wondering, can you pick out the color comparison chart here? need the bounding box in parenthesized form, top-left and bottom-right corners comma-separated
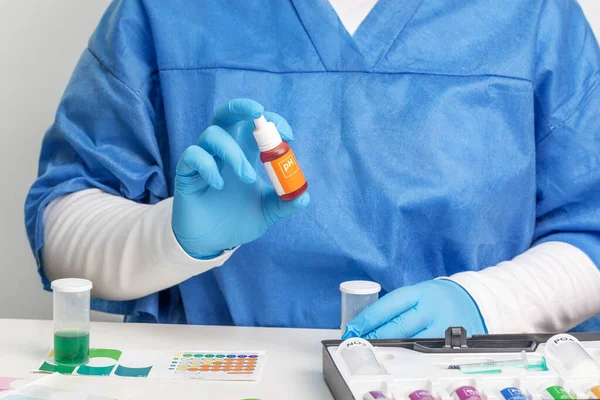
(35, 349, 266, 381)
(169, 352, 265, 380)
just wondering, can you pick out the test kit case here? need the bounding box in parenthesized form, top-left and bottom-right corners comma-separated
(322, 328, 600, 400)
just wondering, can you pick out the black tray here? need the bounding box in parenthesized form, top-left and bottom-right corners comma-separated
(321, 327, 600, 400)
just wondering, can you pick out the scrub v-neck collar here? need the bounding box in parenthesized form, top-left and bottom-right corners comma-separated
(290, 0, 423, 71)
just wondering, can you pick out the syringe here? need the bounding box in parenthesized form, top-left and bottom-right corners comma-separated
(448, 351, 547, 374)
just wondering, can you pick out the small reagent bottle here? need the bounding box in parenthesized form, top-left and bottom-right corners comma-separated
(253, 116, 308, 200)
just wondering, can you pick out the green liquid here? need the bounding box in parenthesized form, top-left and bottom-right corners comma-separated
(54, 331, 89, 366)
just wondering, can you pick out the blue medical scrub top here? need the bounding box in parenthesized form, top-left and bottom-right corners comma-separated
(25, 0, 600, 330)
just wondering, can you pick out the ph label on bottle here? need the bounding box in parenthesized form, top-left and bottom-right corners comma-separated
(278, 153, 298, 177)
(266, 150, 305, 195)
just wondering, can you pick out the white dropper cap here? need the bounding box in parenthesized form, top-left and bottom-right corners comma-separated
(253, 116, 283, 152)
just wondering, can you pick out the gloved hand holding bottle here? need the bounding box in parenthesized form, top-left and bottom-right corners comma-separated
(342, 280, 487, 339)
(172, 98, 310, 259)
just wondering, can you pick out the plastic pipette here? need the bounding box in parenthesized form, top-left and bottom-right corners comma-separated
(448, 351, 547, 373)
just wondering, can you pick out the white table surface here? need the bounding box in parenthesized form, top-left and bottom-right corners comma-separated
(0, 319, 340, 399)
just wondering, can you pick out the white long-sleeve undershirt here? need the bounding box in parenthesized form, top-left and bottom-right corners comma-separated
(448, 241, 600, 333)
(42, 189, 235, 301)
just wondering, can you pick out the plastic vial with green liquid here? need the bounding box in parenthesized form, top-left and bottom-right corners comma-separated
(51, 278, 92, 366)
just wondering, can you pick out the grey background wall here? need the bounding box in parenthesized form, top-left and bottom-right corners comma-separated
(0, 1, 599, 321)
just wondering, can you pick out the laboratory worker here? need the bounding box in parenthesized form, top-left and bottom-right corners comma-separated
(25, 0, 600, 338)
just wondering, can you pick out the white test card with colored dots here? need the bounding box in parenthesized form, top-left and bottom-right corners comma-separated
(165, 351, 266, 381)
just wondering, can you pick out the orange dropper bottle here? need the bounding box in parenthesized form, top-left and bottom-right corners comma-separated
(253, 116, 308, 200)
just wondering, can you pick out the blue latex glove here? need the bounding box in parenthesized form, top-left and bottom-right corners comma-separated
(172, 98, 310, 259)
(342, 280, 487, 339)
